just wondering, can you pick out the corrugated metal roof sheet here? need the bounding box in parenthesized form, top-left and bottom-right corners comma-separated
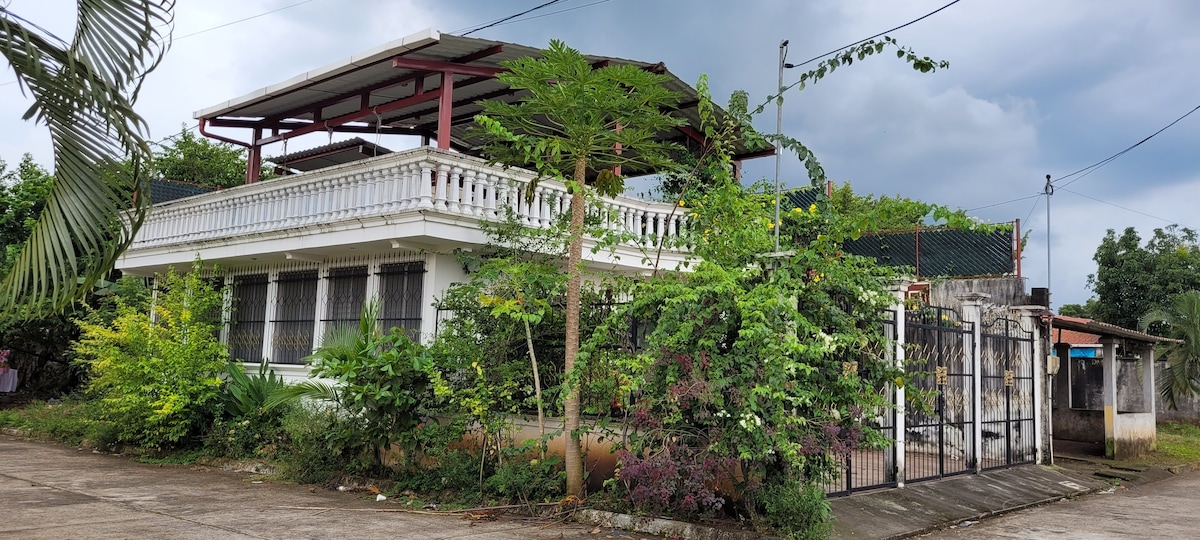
(195, 29, 771, 166)
(148, 178, 215, 204)
(1052, 315, 1176, 344)
(267, 137, 391, 172)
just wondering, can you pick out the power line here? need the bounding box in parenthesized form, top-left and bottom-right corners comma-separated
(174, 0, 315, 41)
(965, 193, 1040, 212)
(485, 0, 613, 29)
(1060, 187, 1178, 225)
(753, 0, 965, 114)
(1054, 104, 1200, 189)
(457, 0, 567, 36)
(0, 0, 318, 88)
(1022, 193, 1043, 225)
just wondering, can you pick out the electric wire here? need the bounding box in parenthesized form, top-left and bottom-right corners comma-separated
(0, 0, 318, 88)
(1060, 187, 1177, 225)
(484, 0, 613, 29)
(1054, 104, 1200, 189)
(1022, 194, 1042, 226)
(457, 0, 567, 36)
(753, 0, 965, 114)
(965, 193, 1040, 212)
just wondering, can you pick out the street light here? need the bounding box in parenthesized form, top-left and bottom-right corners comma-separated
(774, 39, 796, 253)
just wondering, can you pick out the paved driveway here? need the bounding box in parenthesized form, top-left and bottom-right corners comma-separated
(0, 435, 615, 539)
(921, 470, 1200, 539)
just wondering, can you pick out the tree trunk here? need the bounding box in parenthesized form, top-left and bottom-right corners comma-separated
(523, 317, 546, 460)
(563, 156, 588, 496)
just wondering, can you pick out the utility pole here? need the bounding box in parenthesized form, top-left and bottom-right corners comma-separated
(1044, 174, 1053, 309)
(774, 39, 789, 254)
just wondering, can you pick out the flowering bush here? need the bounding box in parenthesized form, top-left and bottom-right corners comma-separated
(73, 261, 228, 449)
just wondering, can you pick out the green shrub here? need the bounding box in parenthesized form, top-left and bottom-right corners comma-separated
(485, 452, 565, 506)
(755, 476, 833, 540)
(272, 301, 432, 468)
(206, 362, 293, 459)
(274, 404, 373, 485)
(73, 262, 228, 449)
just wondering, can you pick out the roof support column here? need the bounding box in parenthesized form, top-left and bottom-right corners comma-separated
(437, 72, 454, 150)
(247, 128, 263, 184)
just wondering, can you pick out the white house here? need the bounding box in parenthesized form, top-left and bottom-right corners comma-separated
(116, 29, 770, 378)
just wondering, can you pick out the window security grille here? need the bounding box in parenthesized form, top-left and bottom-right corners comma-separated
(272, 270, 318, 364)
(323, 266, 368, 336)
(379, 262, 425, 340)
(228, 274, 268, 363)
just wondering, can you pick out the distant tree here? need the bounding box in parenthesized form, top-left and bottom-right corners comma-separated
(1140, 290, 1200, 409)
(1088, 226, 1200, 331)
(153, 128, 254, 189)
(1057, 299, 1098, 319)
(0, 155, 54, 272)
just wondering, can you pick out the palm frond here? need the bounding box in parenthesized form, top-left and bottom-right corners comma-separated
(264, 379, 341, 412)
(0, 2, 172, 319)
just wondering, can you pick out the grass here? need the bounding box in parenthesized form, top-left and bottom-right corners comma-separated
(0, 398, 118, 449)
(1154, 421, 1200, 463)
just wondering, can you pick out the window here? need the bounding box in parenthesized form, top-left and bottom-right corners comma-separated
(228, 274, 268, 363)
(272, 270, 318, 364)
(379, 262, 424, 339)
(323, 266, 368, 335)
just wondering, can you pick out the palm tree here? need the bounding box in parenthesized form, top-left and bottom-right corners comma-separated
(1139, 290, 1200, 409)
(0, 1, 172, 319)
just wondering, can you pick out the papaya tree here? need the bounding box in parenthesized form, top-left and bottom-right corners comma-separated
(473, 40, 683, 496)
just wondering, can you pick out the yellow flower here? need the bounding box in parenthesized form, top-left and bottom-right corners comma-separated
(679, 200, 686, 207)
(767, 222, 775, 229)
(704, 229, 711, 234)
(690, 212, 699, 218)
(809, 203, 817, 213)
(792, 207, 803, 213)
(813, 274, 821, 283)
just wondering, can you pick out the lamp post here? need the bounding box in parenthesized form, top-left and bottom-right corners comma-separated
(774, 39, 792, 253)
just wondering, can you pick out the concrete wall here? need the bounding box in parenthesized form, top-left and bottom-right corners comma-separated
(1152, 361, 1200, 422)
(1112, 412, 1157, 459)
(930, 277, 1028, 311)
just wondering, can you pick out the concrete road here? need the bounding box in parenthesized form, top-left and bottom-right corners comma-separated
(920, 471, 1200, 539)
(0, 435, 623, 539)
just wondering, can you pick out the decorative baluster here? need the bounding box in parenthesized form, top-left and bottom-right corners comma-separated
(484, 174, 499, 218)
(461, 169, 477, 216)
(653, 212, 664, 247)
(379, 164, 397, 212)
(434, 163, 450, 211)
(667, 212, 679, 240)
(447, 165, 462, 214)
(417, 161, 434, 209)
(532, 186, 546, 227)
(635, 209, 647, 246)
(495, 176, 511, 218)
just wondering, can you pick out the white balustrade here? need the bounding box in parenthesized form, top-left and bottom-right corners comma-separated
(130, 148, 687, 253)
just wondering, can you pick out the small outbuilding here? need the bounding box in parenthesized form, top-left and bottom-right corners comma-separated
(1051, 315, 1173, 459)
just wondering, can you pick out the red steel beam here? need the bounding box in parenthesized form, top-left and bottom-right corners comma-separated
(256, 89, 441, 145)
(259, 45, 503, 125)
(391, 57, 506, 78)
(398, 86, 516, 126)
(437, 72, 454, 149)
(198, 118, 251, 148)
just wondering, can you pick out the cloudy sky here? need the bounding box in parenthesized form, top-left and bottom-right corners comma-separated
(1, 0, 1197, 309)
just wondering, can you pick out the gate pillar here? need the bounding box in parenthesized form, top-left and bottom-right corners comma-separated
(889, 279, 912, 487)
(958, 292, 989, 473)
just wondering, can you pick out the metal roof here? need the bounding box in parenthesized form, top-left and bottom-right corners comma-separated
(266, 137, 391, 172)
(195, 29, 772, 165)
(1052, 315, 1175, 344)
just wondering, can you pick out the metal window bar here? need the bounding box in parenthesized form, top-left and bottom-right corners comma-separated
(322, 266, 368, 336)
(228, 274, 268, 363)
(378, 262, 425, 340)
(271, 270, 318, 364)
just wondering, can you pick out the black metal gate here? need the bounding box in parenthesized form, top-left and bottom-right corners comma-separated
(904, 306, 975, 482)
(980, 315, 1036, 469)
(825, 312, 899, 497)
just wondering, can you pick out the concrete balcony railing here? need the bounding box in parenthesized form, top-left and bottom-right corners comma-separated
(132, 147, 688, 253)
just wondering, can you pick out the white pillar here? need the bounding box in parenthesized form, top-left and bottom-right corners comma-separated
(1101, 335, 1119, 459)
(889, 278, 912, 487)
(958, 292, 989, 473)
(311, 265, 330, 350)
(262, 268, 280, 363)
